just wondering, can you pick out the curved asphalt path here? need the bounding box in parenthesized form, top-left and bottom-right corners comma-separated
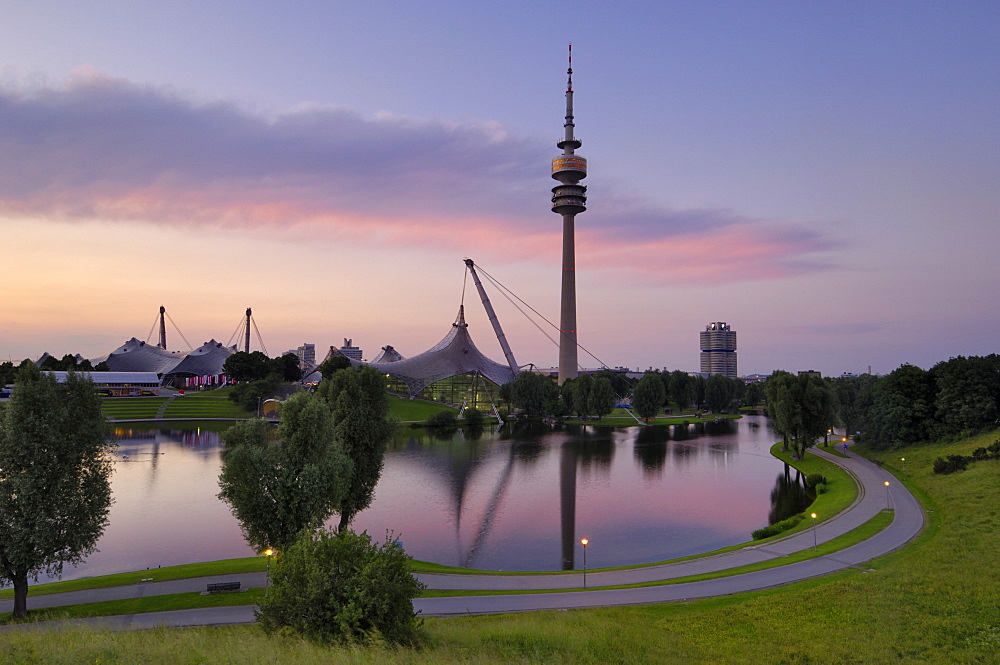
(1, 445, 924, 630)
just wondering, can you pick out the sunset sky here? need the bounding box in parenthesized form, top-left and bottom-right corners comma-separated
(2, 2, 997, 376)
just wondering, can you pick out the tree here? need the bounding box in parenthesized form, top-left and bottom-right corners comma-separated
(507, 371, 547, 415)
(569, 373, 594, 419)
(318, 355, 351, 379)
(705, 374, 735, 413)
(633, 371, 666, 421)
(223, 351, 272, 383)
(218, 392, 351, 553)
(866, 364, 936, 449)
(669, 370, 692, 412)
(317, 366, 395, 531)
(764, 371, 834, 459)
(931, 355, 1000, 436)
(588, 377, 616, 421)
(272, 352, 302, 382)
(0, 364, 114, 618)
(257, 528, 425, 645)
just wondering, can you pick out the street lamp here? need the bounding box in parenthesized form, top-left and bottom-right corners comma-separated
(810, 513, 818, 550)
(580, 538, 589, 589)
(901, 457, 906, 474)
(263, 547, 275, 598)
(884, 480, 891, 510)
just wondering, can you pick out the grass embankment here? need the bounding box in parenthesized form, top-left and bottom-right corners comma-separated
(100, 397, 168, 420)
(4, 430, 997, 663)
(101, 388, 252, 420)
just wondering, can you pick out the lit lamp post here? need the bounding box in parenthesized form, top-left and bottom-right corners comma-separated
(580, 538, 589, 589)
(901, 457, 906, 474)
(884, 480, 891, 510)
(810, 513, 818, 550)
(263, 547, 275, 598)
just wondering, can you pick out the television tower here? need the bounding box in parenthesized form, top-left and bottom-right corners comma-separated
(551, 44, 587, 384)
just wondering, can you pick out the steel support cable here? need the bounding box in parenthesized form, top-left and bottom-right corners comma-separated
(251, 317, 268, 357)
(473, 264, 612, 371)
(164, 310, 193, 351)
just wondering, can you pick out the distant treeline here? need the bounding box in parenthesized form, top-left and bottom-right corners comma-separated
(778, 354, 1000, 451)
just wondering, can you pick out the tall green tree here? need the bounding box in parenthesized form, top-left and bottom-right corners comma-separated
(669, 370, 692, 412)
(633, 371, 666, 421)
(866, 364, 936, 449)
(764, 371, 834, 459)
(705, 374, 735, 413)
(218, 392, 351, 553)
(569, 373, 594, 419)
(0, 365, 114, 618)
(588, 376, 616, 421)
(506, 371, 549, 415)
(223, 351, 272, 383)
(931, 355, 1000, 436)
(317, 366, 395, 531)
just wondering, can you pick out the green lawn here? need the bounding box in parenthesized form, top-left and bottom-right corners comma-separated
(388, 395, 460, 422)
(161, 397, 250, 419)
(101, 397, 168, 419)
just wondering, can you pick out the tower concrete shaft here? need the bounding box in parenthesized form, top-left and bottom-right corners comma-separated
(551, 45, 587, 384)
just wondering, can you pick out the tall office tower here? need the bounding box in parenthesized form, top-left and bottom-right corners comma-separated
(700, 322, 738, 378)
(296, 343, 316, 368)
(551, 45, 588, 384)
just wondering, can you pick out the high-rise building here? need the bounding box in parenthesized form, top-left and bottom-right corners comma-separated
(296, 343, 316, 368)
(700, 322, 737, 378)
(339, 338, 362, 361)
(552, 45, 587, 384)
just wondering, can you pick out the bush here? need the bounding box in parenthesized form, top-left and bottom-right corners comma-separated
(463, 407, 484, 426)
(805, 473, 827, 488)
(752, 513, 806, 540)
(933, 454, 970, 474)
(257, 528, 425, 646)
(426, 410, 458, 428)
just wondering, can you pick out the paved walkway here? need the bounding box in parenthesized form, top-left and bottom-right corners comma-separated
(1, 445, 924, 629)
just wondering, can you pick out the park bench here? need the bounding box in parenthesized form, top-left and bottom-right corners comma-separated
(206, 582, 241, 593)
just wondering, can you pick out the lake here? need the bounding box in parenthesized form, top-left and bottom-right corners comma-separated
(47, 415, 806, 581)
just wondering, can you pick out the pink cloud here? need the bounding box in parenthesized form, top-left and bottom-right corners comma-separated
(0, 74, 839, 285)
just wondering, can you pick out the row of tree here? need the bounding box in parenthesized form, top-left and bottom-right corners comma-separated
(500, 368, 751, 421)
(762, 354, 1000, 458)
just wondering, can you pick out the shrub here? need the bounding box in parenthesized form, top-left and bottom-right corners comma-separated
(805, 473, 827, 488)
(463, 407, 484, 427)
(933, 454, 970, 474)
(752, 513, 806, 540)
(257, 528, 425, 646)
(426, 410, 458, 428)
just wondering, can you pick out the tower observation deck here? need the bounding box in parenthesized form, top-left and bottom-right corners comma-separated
(552, 45, 587, 384)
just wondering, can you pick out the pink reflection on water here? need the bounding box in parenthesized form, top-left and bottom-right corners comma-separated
(37, 416, 788, 582)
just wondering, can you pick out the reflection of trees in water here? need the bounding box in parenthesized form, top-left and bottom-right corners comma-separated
(768, 463, 815, 524)
(702, 419, 738, 437)
(633, 427, 670, 477)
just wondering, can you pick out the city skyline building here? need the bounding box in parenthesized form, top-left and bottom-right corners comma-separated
(551, 45, 587, 385)
(700, 322, 738, 379)
(339, 338, 363, 361)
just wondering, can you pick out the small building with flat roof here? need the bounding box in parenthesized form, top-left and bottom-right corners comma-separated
(45, 371, 161, 396)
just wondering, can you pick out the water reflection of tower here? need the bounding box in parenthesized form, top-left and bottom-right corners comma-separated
(552, 45, 587, 385)
(560, 441, 576, 570)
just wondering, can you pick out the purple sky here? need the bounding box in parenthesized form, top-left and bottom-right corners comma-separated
(2, 2, 998, 376)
